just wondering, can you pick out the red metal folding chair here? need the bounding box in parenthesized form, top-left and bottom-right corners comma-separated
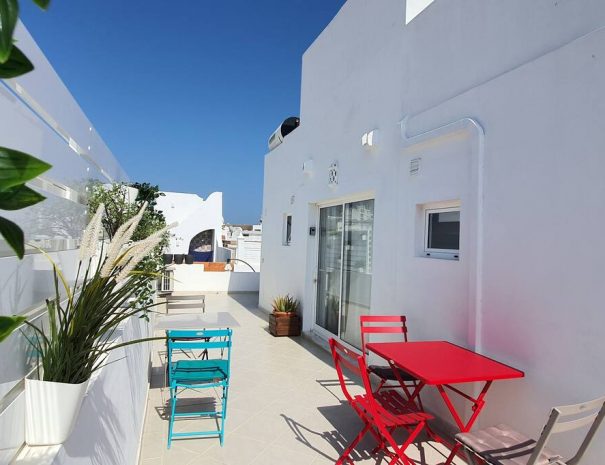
(330, 338, 433, 465)
(360, 315, 423, 408)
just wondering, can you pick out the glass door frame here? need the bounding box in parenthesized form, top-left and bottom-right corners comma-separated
(311, 194, 375, 346)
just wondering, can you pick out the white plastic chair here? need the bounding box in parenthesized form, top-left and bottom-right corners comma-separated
(456, 395, 605, 465)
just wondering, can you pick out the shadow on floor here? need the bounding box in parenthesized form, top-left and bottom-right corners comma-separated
(225, 292, 261, 314)
(282, 395, 457, 465)
(154, 395, 220, 418)
(150, 365, 166, 389)
(281, 410, 377, 464)
(316, 378, 357, 403)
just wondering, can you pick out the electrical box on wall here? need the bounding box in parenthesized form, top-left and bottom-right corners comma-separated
(302, 159, 314, 175)
(309, 226, 316, 236)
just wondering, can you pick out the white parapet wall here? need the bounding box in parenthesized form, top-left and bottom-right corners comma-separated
(171, 265, 260, 293)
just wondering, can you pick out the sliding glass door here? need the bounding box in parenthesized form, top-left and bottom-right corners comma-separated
(315, 199, 374, 348)
(315, 205, 343, 336)
(340, 200, 374, 348)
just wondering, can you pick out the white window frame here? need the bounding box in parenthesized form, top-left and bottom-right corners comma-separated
(282, 214, 292, 246)
(423, 206, 460, 259)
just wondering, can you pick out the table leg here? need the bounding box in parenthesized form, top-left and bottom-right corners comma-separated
(388, 361, 426, 411)
(436, 381, 492, 465)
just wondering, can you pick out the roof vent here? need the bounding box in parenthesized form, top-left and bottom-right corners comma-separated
(410, 157, 421, 176)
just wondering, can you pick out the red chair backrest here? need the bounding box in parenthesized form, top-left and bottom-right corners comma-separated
(329, 338, 374, 404)
(360, 315, 409, 358)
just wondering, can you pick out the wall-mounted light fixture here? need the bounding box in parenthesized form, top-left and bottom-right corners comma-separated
(361, 129, 379, 148)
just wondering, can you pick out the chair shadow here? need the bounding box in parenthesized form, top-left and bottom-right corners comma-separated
(155, 396, 221, 418)
(281, 410, 379, 463)
(316, 378, 356, 403)
(281, 385, 446, 465)
(154, 395, 223, 436)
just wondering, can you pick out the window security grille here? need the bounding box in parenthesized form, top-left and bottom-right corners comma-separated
(159, 270, 173, 292)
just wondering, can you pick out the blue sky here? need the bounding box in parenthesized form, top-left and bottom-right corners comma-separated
(20, 0, 346, 224)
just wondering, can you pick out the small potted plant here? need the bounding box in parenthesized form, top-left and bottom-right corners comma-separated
(269, 294, 301, 337)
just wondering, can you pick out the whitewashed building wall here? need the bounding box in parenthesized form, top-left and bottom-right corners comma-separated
(236, 234, 262, 272)
(156, 191, 224, 258)
(260, 1, 605, 462)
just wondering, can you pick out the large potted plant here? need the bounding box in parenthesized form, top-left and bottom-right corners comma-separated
(269, 294, 301, 337)
(23, 203, 174, 445)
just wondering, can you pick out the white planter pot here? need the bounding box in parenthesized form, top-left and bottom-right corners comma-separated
(25, 378, 89, 445)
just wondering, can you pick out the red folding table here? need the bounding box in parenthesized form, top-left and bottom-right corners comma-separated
(366, 341, 524, 464)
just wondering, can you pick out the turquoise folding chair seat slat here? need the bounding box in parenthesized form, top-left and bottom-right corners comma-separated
(171, 359, 229, 384)
(166, 328, 232, 448)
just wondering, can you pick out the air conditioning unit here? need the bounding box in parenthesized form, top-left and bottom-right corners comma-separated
(268, 116, 300, 151)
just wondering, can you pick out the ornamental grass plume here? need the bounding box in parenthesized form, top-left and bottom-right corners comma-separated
(115, 222, 177, 282)
(24, 203, 175, 384)
(79, 204, 105, 261)
(100, 201, 148, 278)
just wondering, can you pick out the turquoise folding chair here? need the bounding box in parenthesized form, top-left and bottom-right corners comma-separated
(166, 328, 232, 448)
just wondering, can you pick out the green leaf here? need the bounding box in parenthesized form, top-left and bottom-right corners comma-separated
(0, 46, 34, 78)
(0, 184, 45, 210)
(32, 0, 50, 10)
(0, 147, 51, 192)
(0, 0, 19, 64)
(0, 315, 26, 342)
(0, 216, 24, 258)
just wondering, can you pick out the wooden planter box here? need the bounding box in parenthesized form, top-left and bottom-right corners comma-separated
(203, 262, 228, 272)
(269, 313, 302, 337)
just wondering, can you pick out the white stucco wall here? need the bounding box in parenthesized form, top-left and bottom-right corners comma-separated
(156, 191, 224, 257)
(235, 235, 262, 272)
(171, 266, 260, 293)
(261, 1, 605, 461)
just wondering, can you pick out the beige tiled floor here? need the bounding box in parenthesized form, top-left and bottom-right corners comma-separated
(138, 293, 466, 465)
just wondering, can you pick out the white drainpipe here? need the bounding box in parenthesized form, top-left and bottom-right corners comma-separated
(400, 116, 486, 353)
